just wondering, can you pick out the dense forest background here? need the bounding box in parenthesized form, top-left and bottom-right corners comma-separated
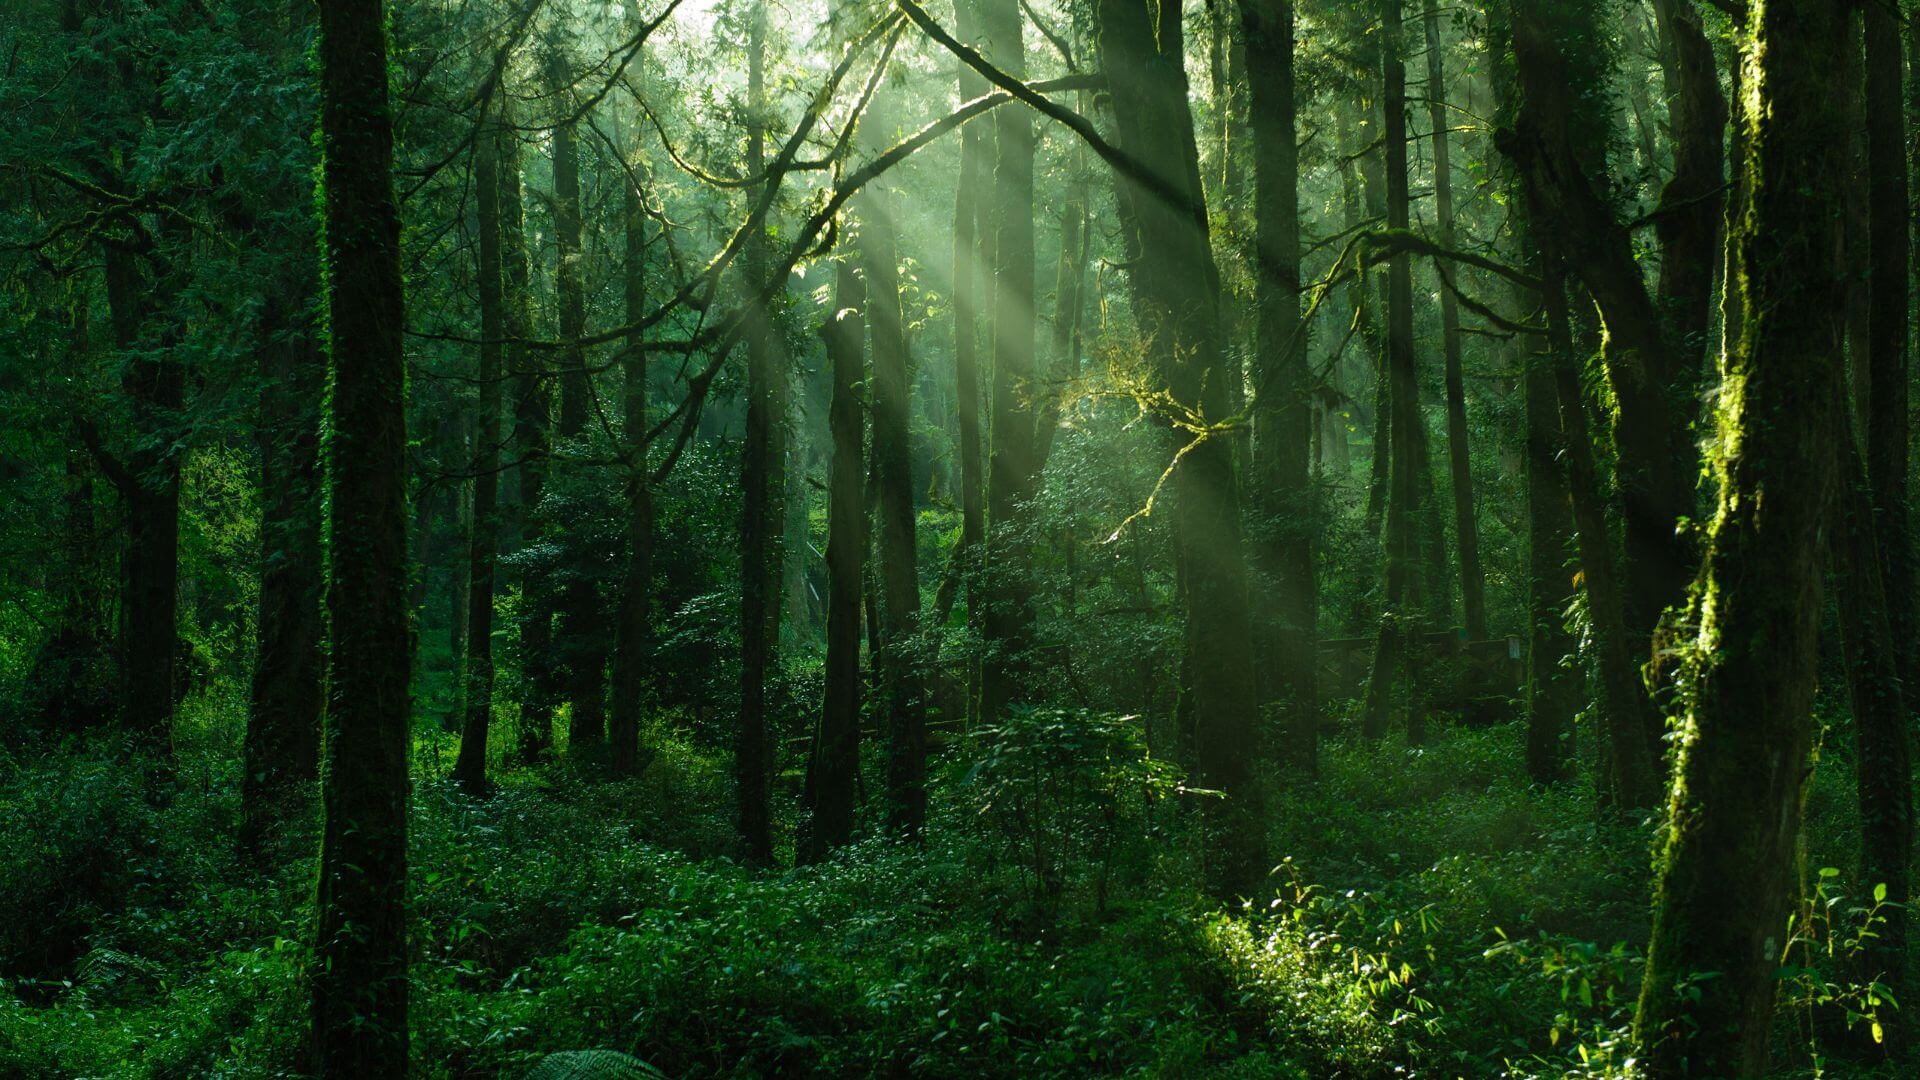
(0, 0, 1908, 1075)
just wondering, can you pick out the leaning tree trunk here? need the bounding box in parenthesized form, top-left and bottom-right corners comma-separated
(1634, 3, 1850, 1072)
(311, 0, 411, 1071)
(1243, 0, 1316, 771)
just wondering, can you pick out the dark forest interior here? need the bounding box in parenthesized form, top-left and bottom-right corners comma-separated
(0, 0, 1912, 1076)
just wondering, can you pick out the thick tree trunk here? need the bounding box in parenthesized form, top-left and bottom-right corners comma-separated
(101, 249, 181, 753)
(1243, 0, 1315, 771)
(1096, 0, 1264, 897)
(802, 254, 868, 863)
(736, 0, 779, 862)
(1423, 0, 1484, 641)
(1504, 0, 1697, 652)
(1635, 4, 1849, 1071)
(311, 1, 411, 1071)
(1866, 0, 1913, 693)
(1521, 329, 1576, 783)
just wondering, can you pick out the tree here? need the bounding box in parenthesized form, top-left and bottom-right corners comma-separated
(1095, 0, 1265, 897)
(310, 0, 411, 1070)
(1242, 0, 1315, 770)
(1635, 2, 1850, 1070)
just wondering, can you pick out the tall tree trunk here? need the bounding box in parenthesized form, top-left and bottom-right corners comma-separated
(736, 0, 780, 863)
(1867, 0, 1913, 697)
(243, 280, 325, 839)
(547, 51, 605, 753)
(101, 249, 180, 754)
(1833, 435, 1912, 1048)
(979, 0, 1038, 725)
(610, 49, 653, 780)
(802, 236, 869, 864)
(1648, 0, 1725, 395)
(1543, 266, 1657, 810)
(1422, 0, 1485, 641)
(869, 179, 927, 839)
(1243, 0, 1315, 771)
(1503, 0, 1697, 653)
(1361, 0, 1426, 744)
(311, 1, 411, 1070)
(454, 123, 508, 793)
(1521, 317, 1576, 783)
(1096, 0, 1265, 897)
(1635, 4, 1849, 1071)
(503, 105, 553, 763)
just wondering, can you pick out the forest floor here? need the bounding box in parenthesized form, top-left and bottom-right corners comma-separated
(0, 689, 1907, 1078)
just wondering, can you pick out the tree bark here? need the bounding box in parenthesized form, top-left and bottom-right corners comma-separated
(311, 0, 411, 1070)
(735, 0, 780, 862)
(979, 0, 1038, 725)
(610, 43, 653, 780)
(1423, 0, 1484, 641)
(547, 50, 606, 753)
(1243, 0, 1315, 771)
(1096, 0, 1265, 897)
(454, 123, 508, 793)
(802, 250, 868, 863)
(1635, 3, 1850, 1070)
(503, 103, 554, 763)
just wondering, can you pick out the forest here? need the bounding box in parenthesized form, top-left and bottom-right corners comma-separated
(0, 0, 1908, 1075)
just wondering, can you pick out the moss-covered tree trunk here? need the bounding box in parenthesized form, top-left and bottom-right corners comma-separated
(311, 0, 411, 1070)
(1635, 2, 1849, 1071)
(1243, 0, 1316, 771)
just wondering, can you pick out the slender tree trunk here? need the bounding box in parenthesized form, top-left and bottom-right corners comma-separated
(1542, 266, 1659, 811)
(1096, 0, 1265, 897)
(868, 182, 927, 839)
(610, 47, 653, 780)
(1361, 0, 1425, 744)
(1423, 0, 1484, 641)
(979, 0, 1038, 725)
(1243, 0, 1315, 771)
(802, 239, 869, 864)
(454, 123, 508, 793)
(1635, 5, 1850, 1071)
(503, 107, 554, 763)
(311, 1, 410, 1070)
(547, 51, 605, 753)
(735, 0, 780, 862)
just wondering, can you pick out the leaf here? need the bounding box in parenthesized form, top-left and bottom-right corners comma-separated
(1874, 882, 1888, 903)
